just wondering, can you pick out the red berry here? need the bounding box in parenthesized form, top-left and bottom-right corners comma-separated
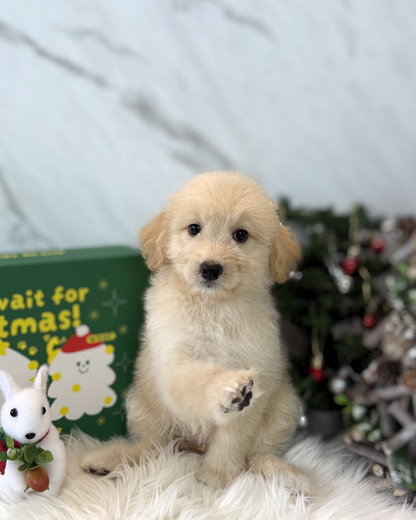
(363, 313, 377, 329)
(341, 256, 359, 275)
(308, 366, 325, 383)
(26, 466, 49, 493)
(370, 238, 385, 254)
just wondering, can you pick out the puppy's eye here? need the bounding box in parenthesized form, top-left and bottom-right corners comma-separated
(188, 224, 201, 236)
(233, 229, 248, 243)
(41, 406, 46, 415)
(10, 408, 18, 417)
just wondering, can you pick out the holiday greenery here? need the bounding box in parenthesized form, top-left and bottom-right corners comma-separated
(273, 201, 416, 498)
(274, 198, 390, 411)
(336, 258, 416, 498)
(0, 427, 54, 493)
(6, 437, 54, 474)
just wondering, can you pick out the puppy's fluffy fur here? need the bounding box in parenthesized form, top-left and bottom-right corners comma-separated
(82, 171, 309, 492)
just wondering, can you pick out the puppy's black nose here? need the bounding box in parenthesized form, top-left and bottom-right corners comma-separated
(200, 262, 223, 281)
(25, 433, 36, 440)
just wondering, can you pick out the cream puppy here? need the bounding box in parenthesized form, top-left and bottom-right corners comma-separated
(82, 171, 310, 493)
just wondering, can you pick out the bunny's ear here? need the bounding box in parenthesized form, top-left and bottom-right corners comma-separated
(0, 371, 21, 400)
(33, 365, 49, 393)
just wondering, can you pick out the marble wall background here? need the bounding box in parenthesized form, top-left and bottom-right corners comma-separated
(0, 0, 415, 253)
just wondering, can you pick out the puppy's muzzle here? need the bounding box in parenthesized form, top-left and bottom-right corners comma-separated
(200, 262, 223, 282)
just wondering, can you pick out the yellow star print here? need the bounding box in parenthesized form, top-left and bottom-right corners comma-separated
(98, 279, 109, 290)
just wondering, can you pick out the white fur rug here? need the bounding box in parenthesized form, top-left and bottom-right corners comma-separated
(0, 431, 414, 520)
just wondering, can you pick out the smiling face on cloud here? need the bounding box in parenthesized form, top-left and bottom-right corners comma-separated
(76, 358, 90, 374)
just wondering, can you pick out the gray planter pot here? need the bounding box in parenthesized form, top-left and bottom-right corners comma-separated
(307, 408, 343, 440)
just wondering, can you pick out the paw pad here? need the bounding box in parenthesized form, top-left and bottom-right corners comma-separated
(88, 467, 111, 476)
(223, 379, 254, 413)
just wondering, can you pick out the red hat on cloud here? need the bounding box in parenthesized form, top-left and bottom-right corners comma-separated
(62, 325, 103, 353)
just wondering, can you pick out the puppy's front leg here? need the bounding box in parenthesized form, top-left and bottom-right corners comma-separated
(195, 409, 259, 489)
(166, 358, 254, 423)
(81, 438, 160, 476)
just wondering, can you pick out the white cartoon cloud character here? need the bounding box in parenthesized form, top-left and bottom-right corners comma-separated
(48, 325, 117, 421)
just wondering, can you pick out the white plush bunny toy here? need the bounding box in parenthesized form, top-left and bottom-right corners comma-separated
(0, 365, 66, 503)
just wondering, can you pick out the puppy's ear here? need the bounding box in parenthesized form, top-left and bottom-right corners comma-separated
(140, 211, 168, 270)
(269, 224, 301, 283)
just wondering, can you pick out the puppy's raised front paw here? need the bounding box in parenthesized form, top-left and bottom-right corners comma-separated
(218, 371, 254, 414)
(81, 445, 123, 476)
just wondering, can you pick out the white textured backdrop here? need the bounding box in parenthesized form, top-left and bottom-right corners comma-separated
(0, 0, 415, 253)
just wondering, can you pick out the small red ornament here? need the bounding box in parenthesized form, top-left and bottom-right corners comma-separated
(370, 237, 385, 254)
(341, 256, 359, 275)
(308, 366, 325, 383)
(363, 313, 377, 330)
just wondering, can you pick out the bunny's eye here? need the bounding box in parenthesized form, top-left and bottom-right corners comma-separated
(41, 407, 46, 415)
(10, 408, 18, 417)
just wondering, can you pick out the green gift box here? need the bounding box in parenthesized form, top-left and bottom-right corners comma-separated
(0, 246, 150, 440)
